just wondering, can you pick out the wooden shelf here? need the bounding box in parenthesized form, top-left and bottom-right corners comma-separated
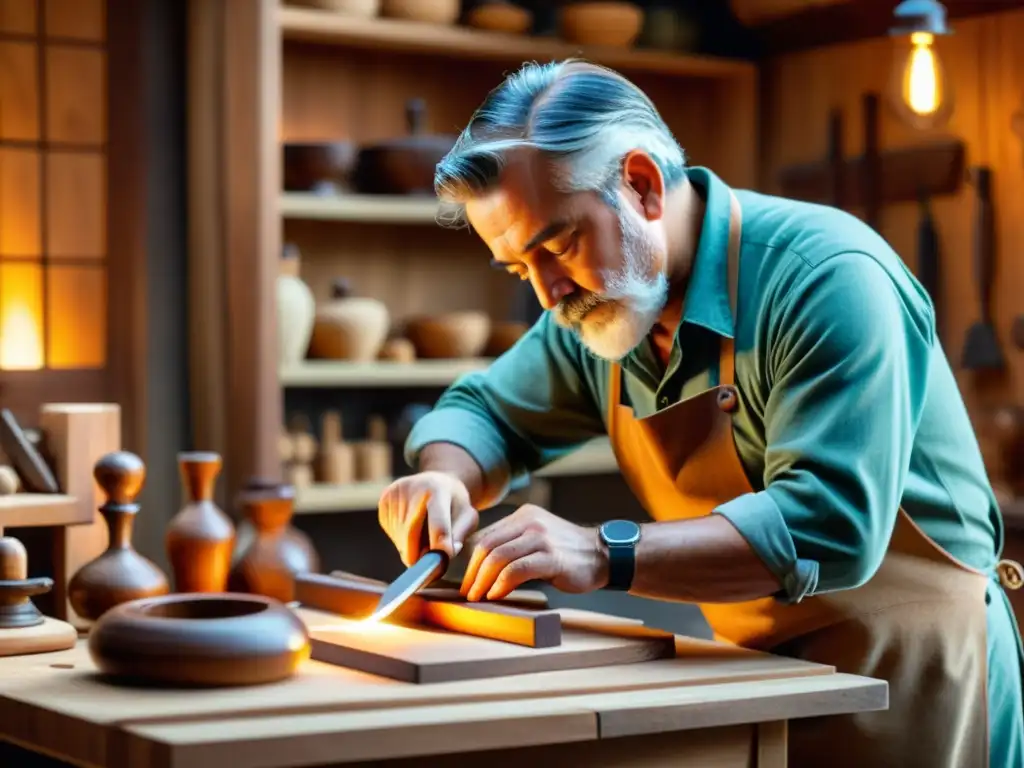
(278, 7, 755, 80)
(280, 193, 441, 224)
(294, 438, 618, 514)
(0, 493, 86, 528)
(281, 359, 494, 388)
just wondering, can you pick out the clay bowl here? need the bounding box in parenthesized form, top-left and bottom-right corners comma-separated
(405, 312, 492, 359)
(283, 142, 357, 194)
(483, 320, 529, 357)
(307, 296, 391, 361)
(88, 593, 311, 688)
(466, 2, 533, 34)
(559, 2, 644, 47)
(381, 0, 460, 24)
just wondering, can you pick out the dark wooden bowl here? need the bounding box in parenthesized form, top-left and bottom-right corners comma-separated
(282, 142, 357, 194)
(88, 593, 311, 687)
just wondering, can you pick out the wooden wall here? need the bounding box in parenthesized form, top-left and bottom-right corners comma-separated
(759, 10, 1024, 418)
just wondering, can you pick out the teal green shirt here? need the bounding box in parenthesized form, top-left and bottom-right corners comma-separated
(406, 167, 1021, 760)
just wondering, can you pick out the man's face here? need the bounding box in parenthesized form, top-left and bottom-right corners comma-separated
(465, 150, 669, 360)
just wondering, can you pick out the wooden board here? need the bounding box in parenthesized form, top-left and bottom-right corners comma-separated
(295, 572, 561, 648)
(0, 617, 77, 657)
(0, 493, 83, 528)
(0, 631, 853, 768)
(305, 608, 676, 684)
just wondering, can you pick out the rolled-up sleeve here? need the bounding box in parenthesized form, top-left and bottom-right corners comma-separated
(405, 312, 607, 501)
(715, 251, 933, 603)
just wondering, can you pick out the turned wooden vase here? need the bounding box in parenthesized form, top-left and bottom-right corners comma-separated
(166, 452, 235, 593)
(228, 482, 319, 603)
(68, 452, 170, 621)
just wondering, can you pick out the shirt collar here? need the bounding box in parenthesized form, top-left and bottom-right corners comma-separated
(677, 166, 736, 340)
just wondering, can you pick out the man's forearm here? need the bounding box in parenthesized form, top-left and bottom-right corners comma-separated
(417, 442, 510, 510)
(628, 515, 783, 603)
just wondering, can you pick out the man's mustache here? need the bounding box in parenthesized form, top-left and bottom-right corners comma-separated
(555, 290, 608, 326)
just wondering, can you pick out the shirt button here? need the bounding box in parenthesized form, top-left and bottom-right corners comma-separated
(660, 397, 668, 406)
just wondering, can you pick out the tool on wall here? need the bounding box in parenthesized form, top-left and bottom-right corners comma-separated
(960, 166, 1004, 372)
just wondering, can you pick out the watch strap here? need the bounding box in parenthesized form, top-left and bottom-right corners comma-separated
(606, 541, 635, 591)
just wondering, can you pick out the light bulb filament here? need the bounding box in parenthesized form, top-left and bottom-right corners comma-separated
(904, 32, 940, 116)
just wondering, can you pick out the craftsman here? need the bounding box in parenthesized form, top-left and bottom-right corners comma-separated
(377, 60, 1024, 767)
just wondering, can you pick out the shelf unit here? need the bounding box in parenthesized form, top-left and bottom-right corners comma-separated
(281, 359, 493, 388)
(295, 438, 618, 514)
(280, 193, 440, 224)
(277, 6, 756, 79)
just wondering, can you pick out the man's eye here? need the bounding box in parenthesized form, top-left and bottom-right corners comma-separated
(549, 232, 579, 258)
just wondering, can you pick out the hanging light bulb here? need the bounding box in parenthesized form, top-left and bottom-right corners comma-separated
(887, 0, 954, 130)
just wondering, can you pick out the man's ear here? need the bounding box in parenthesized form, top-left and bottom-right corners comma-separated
(621, 150, 665, 221)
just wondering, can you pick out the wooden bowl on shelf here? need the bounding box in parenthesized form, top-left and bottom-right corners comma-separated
(88, 593, 310, 688)
(466, 1, 533, 34)
(484, 321, 529, 356)
(282, 142, 357, 194)
(405, 312, 492, 358)
(381, 0, 460, 24)
(285, 0, 382, 16)
(559, 1, 644, 47)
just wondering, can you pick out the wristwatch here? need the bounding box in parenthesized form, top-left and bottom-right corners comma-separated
(599, 519, 642, 591)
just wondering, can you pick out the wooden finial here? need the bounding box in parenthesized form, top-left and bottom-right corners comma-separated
(177, 451, 222, 503)
(93, 451, 146, 506)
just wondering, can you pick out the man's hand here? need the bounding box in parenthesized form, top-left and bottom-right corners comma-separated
(378, 471, 481, 566)
(460, 504, 609, 601)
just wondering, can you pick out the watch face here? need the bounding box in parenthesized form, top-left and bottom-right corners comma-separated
(601, 519, 641, 546)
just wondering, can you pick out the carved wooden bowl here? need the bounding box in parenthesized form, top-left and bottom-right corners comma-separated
(405, 312, 492, 358)
(559, 2, 644, 47)
(88, 593, 311, 687)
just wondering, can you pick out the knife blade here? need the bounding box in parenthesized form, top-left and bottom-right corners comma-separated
(366, 549, 449, 623)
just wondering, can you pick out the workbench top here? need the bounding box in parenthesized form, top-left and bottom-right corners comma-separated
(0, 623, 887, 768)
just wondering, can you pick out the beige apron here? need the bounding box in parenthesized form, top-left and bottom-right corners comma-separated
(607, 191, 1020, 767)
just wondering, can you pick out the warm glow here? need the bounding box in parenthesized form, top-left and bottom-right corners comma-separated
(901, 32, 942, 116)
(0, 264, 44, 370)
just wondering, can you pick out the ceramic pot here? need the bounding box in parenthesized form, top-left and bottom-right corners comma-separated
(405, 311, 491, 358)
(307, 279, 390, 361)
(559, 2, 644, 47)
(381, 0, 459, 24)
(166, 452, 236, 594)
(277, 244, 316, 365)
(229, 483, 320, 603)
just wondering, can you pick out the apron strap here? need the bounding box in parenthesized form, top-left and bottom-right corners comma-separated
(719, 191, 744, 389)
(607, 188, 745, 416)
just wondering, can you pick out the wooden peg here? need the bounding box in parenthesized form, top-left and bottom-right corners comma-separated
(319, 411, 355, 485)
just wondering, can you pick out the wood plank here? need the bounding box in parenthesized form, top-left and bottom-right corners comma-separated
(278, 7, 754, 80)
(0, 493, 83, 528)
(280, 192, 440, 224)
(305, 607, 674, 684)
(0, 637, 835, 762)
(107, 675, 884, 768)
(116, 698, 598, 768)
(295, 573, 563, 648)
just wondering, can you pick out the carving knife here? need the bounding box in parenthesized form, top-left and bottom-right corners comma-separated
(366, 549, 449, 623)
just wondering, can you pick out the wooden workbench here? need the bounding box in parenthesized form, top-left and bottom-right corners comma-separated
(0, 614, 887, 768)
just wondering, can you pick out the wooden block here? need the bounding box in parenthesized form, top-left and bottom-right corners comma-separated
(304, 608, 675, 684)
(38, 404, 120, 626)
(296, 572, 560, 648)
(0, 493, 84, 528)
(0, 616, 77, 658)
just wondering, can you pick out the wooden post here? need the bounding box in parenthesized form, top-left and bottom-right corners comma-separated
(186, 0, 282, 508)
(39, 404, 121, 627)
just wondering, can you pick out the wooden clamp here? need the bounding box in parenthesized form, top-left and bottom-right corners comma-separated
(294, 571, 563, 648)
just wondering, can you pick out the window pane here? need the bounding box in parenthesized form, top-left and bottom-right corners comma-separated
(46, 263, 105, 368)
(45, 45, 105, 145)
(45, 0, 104, 42)
(47, 151, 105, 259)
(0, 42, 39, 141)
(0, 261, 44, 370)
(0, 149, 41, 257)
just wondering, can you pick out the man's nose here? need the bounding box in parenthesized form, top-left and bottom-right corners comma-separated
(530, 267, 576, 311)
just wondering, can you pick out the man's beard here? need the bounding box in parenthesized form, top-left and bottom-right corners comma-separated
(553, 205, 668, 361)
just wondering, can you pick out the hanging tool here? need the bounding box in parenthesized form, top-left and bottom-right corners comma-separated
(960, 166, 1004, 371)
